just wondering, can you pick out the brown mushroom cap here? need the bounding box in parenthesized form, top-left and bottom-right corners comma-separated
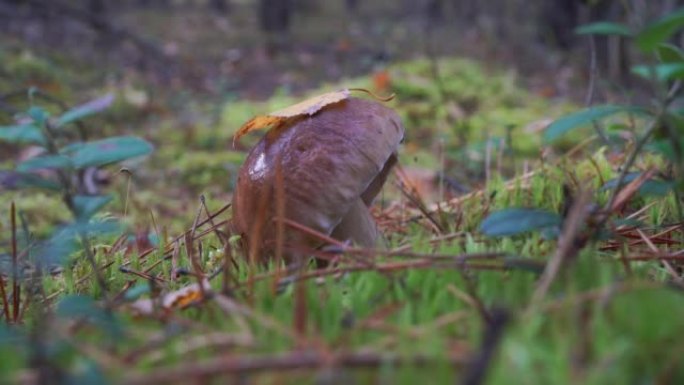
(232, 97, 404, 261)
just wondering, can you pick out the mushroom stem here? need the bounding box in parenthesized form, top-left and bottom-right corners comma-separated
(361, 153, 397, 206)
(330, 198, 380, 248)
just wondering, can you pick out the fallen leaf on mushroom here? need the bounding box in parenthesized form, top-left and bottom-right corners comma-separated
(232, 88, 395, 145)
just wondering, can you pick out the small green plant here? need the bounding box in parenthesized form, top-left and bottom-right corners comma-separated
(481, 8, 684, 238)
(0, 90, 152, 383)
(1, 91, 152, 286)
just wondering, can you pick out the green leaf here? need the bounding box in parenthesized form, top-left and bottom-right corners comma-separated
(544, 105, 646, 143)
(67, 358, 108, 385)
(575, 22, 632, 37)
(657, 43, 684, 63)
(601, 172, 674, 197)
(632, 63, 684, 82)
(0, 324, 26, 346)
(73, 195, 113, 220)
(124, 283, 151, 301)
(0, 171, 61, 191)
(636, 8, 684, 52)
(480, 208, 561, 237)
(33, 230, 79, 267)
(57, 295, 100, 318)
(62, 219, 120, 238)
(28, 106, 49, 126)
(33, 220, 120, 266)
(502, 258, 545, 274)
(600, 172, 641, 191)
(57, 94, 115, 127)
(70, 136, 153, 169)
(639, 180, 674, 196)
(60, 141, 87, 155)
(16, 155, 72, 172)
(647, 138, 684, 161)
(57, 295, 121, 337)
(540, 226, 561, 240)
(0, 124, 45, 145)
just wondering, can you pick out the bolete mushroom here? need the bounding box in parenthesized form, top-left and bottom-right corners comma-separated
(231, 97, 404, 263)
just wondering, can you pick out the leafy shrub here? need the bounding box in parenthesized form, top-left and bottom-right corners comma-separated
(0, 90, 154, 382)
(481, 9, 684, 238)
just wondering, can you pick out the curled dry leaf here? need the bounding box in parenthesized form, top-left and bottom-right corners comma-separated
(232, 88, 395, 145)
(233, 89, 350, 146)
(128, 279, 211, 315)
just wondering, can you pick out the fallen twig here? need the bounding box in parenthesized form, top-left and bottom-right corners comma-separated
(122, 350, 467, 384)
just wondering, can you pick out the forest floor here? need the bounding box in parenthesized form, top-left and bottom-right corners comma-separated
(1, 3, 683, 385)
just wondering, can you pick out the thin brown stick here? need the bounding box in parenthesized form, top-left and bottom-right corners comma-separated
(142, 333, 254, 367)
(348, 87, 396, 102)
(273, 158, 286, 294)
(261, 231, 508, 262)
(11, 201, 19, 322)
(221, 224, 236, 295)
(148, 209, 161, 247)
(123, 205, 229, 271)
(279, 218, 346, 248)
(277, 218, 378, 270)
(530, 189, 593, 305)
(624, 251, 684, 261)
(158, 203, 230, 257)
(122, 351, 467, 384)
(610, 168, 656, 212)
(426, 170, 537, 214)
(538, 281, 662, 313)
(184, 220, 230, 243)
(247, 182, 273, 303)
(239, 257, 513, 289)
(200, 195, 227, 246)
(186, 199, 207, 300)
(0, 242, 10, 321)
(214, 294, 295, 340)
(394, 164, 445, 233)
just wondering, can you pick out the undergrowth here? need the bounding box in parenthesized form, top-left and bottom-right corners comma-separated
(1, 9, 684, 384)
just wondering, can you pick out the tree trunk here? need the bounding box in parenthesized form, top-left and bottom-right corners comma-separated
(539, 0, 579, 49)
(345, 0, 358, 13)
(88, 0, 106, 30)
(258, 0, 291, 32)
(89, 0, 105, 16)
(425, 0, 444, 23)
(209, 0, 229, 14)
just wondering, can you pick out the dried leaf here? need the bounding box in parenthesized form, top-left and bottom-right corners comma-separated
(232, 88, 395, 146)
(129, 280, 210, 315)
(271, 89, 350, 117)
(233, 89, 350, 145)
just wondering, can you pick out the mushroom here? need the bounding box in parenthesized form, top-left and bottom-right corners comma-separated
(231, 97, 404, 263)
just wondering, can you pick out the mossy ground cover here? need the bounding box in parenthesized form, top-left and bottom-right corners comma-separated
(1, 47, 683, 384)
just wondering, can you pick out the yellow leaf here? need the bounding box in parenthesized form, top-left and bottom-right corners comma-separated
(232, 89, 351, 145)
(129, 280, 210, 315)
(231, 88, 396, 146)
(272, 89, 350, 117)
(168, 288, 204, 309)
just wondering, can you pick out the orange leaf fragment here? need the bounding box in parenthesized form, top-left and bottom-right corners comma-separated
(372, 70, 391, 93)
(129, 280, 210, 315)
(233, 89, 351, 145)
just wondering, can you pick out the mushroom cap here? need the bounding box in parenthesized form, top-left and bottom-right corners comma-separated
(232, 97, 404, 259)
